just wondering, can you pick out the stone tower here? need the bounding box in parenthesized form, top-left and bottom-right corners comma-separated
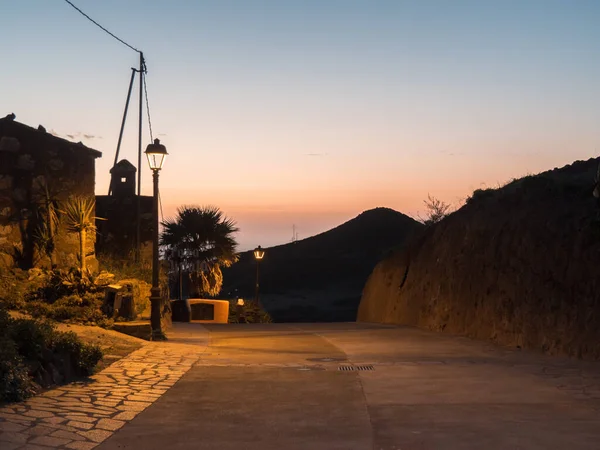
(109, 159, 136, 197)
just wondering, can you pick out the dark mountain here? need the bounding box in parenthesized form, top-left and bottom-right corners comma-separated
(222, 207, 423, 322)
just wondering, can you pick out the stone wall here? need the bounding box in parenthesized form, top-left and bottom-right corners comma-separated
(95, 195, 153, 264)
(0, 116, 101, 269)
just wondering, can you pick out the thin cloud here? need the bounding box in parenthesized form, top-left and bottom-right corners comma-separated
(306, 153, 328, 157)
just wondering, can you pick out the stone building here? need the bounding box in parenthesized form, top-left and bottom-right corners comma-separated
(0, 114, 102, 269)
(95, 159, 153, 263)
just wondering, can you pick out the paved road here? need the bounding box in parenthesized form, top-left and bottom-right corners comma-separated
(97, 322, 600, 450)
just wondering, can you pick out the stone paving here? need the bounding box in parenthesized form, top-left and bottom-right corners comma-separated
(0, 342, 205, 449)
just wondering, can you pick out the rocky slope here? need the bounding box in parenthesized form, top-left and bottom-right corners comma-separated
(358, 158, 600, 359)
(222, 207, 423, 322)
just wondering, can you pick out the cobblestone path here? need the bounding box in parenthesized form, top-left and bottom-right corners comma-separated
(0, 342, 205, 449)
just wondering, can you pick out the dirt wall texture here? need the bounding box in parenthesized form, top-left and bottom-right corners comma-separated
(358, 158, 600, 360)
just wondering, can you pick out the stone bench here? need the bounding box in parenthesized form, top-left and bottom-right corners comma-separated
(171, 299, 229, 323)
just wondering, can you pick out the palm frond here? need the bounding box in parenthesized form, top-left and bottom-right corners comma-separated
(160, 204, 239, 295)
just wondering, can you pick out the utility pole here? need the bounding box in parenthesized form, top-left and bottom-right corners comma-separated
(135, 52, 144, 262)
(109, 68, 136, 195)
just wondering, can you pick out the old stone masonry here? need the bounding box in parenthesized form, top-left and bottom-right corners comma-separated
(0, 342, 204, 449)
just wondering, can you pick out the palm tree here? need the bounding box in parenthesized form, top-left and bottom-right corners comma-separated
(61, 196, 98, 272)
(161, 205, 239, 298)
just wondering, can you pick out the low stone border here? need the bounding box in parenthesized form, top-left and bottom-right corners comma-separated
(0, 342, 204, 449)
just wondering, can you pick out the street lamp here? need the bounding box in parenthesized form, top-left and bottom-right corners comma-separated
(145, 138, 168, 340)
(253, 246, 265, 305)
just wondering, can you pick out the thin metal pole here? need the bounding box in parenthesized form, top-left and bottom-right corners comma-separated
(255, 260, 260, 304)
(150, 169, 162, 337)
(109, 68, 136, 194)
(152, 170, 160, 289)
(136, 52, 144, 262)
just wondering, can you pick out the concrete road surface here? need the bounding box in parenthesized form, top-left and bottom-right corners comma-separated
(98, 322, 600, 450)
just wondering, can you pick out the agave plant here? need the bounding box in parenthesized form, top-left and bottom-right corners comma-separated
(60, 196, 100, 272)
(31, 175, 62, 266)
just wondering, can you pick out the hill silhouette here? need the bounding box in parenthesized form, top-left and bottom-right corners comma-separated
(359, 158, 600, 360)
(222, 207, 423, 322)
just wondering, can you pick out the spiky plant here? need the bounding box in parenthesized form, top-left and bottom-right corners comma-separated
(60, 196, 98, 272)
(31, 176, 61, 266)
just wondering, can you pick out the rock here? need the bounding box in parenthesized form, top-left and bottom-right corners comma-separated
(47, 159, 64, 171)
(0, 136, 20, 152)
(27, 268, 45, 280)
(0, 224, 13, 235)
(12, 188, 27, 203)
(0, 251, 14, 267)
(16, 154, 35, 171)
(116, 278, 151, 319)
(31, 175, 47, 194)
(0, 175, 13, 190)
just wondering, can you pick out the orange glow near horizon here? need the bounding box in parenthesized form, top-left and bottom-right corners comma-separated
(5, 2, 600, 252)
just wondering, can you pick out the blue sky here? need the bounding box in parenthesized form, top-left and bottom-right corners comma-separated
(3, 0, 600, 249)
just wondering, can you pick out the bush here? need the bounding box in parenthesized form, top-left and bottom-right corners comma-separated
(0, 269, 31, 309)
(0, 305, 103, 403)
(0, 337, 37, 403)
(98, 254, 151, 284)
(466, 188, 496, 205)
(228, 300, 272, 324)
(8, 268, 114, 325)
(24, 294, 110, 326)
(419, 194, 452, 225)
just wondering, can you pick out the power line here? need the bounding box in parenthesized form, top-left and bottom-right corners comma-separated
(63, 0, 141, 53)
(144, 75, 154, 142)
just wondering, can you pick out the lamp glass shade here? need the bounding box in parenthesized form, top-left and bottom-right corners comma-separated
(145, 138, 168, 170)
(253, 246, 265, 260)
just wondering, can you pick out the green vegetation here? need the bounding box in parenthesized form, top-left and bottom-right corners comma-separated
(0, 305, 102, 403)
(0, 268, 115, 326)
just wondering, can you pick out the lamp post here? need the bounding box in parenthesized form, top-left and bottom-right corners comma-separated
(253, 246, 265, 305)
(145, 138, 168, 340)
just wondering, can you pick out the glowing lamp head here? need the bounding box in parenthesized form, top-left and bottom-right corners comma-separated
(237, 298, 245, 306)
(253, 245, 265, 260)
(145, 138, 168, 170)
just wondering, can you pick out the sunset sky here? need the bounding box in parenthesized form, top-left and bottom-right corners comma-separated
(3, 0, 600, 249)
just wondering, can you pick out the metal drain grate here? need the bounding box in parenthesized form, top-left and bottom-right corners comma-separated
(338, 365, 374, 372)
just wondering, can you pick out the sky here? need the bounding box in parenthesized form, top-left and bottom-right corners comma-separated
(3, 0, 600, 250)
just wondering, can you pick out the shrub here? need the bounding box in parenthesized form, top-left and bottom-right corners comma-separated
(0, 305, 103, 403)
(98, 254, 152, 284)
(0, 337, 37, 403)
(228, 300, 272, 324)
(418, 194, 452, 225)
(12, 269, 114, 325)
(7, 318, 55, 364)
(0, 269, 31, 309)
(466, 188, 496, 205)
